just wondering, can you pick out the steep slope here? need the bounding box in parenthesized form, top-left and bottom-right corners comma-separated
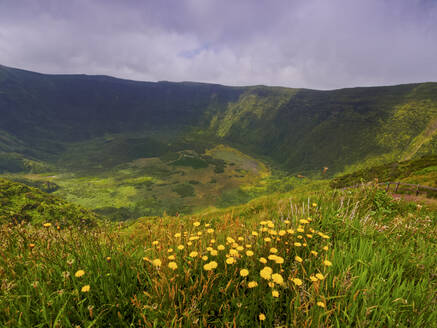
(0, 64, 436, 175)
(0, 177, 100, 225)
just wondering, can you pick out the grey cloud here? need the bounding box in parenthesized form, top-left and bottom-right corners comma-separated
(0, 0, 436, 89)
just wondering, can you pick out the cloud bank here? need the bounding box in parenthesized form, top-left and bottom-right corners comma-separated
(0, 0, 436, 89)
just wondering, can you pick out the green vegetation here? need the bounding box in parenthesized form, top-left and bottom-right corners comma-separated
(0, 178, 100, 226)
(331, 155, 437, 189)
(1, 185, 435, 327)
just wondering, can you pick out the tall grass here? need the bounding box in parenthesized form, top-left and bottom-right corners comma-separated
(0, 186, 435, 327)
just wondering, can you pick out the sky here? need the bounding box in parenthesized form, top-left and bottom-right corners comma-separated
(0, 0, 436, 90)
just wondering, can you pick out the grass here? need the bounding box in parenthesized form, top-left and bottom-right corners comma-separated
(1, 186, 435, 327)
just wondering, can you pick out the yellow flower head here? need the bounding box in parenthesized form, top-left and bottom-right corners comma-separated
(292, 278, 303, 286)
(260, 266, 273, 280)
(284, 220, 290, 224)
(168, 255, 175, 260)
(295, 256, 303, 263)
(81, 285, 90, 293)
(251, 231, 259, 236)
(29, 243, 35, 249)
(269, 247, 278, 254)
(217, 245, 225, 251)
(271, 273, 284, 285)
(43, 222, 52, 228)
(259, 313, 266, 321)
(226, 237, 235, 243)
(168, 262, 178, 270)
(202, 255, 208, 261)
(248, 281, 258, 288)
(294, 242, 302, 247)
(75, 270, 85, 278)
(323, 260, 332, 267)
(238, 237, 244, 241)
(240, 269, 249, 277)
(193, 221, 201, 227)
(152, 259, 162, 267)
(152, 241, 159, 246)
(316, 273, 325, 280)
(236, 246, 244, 251)
(226, 257, 236, 264)
(311, 250, 318, 256)
(203, 261, 218, 271)
(207, 228, 214, 234)
(310, 275, 318, 282)
(177, 245, 184, 250)
(323, 246, 329, 251)
(229, 249, 239, 256)
(272, 290, 279, 297)
(246, 250, 254, 257)
(299, 219, 309, 224)
(210, 249, 218, 256)
(317, 301, 326, 308)
(274, 256, 284, 264)
(245, 244, 252, 248)
(312, 203, 317, 207)
(268, 254, 277, 261)
(210, 239, 216, 244)
(264, 237, 272, 242)
(278, 230, 286, 236)
(187, 241, 193, 246)
(189, 251, 198, 258)
(174, 233, 181, 238)
(189, 236, 200, 241)
(167, 248, 173, 253)
(259, 257, 267, 264)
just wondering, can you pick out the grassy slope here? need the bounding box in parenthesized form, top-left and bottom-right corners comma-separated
(0, 177, 100, 226)
(1, 184, 435, 327)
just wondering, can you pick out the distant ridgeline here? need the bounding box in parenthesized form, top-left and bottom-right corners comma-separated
(1, 64, 437, 175)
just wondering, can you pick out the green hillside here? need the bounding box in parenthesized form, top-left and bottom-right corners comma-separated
(1, 65, 436, 175)
(0, 177, 100, 225)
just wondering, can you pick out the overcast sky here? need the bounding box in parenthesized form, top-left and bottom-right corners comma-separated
(0, 0, 436, 89)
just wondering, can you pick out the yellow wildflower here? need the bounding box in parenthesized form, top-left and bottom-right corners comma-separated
(168, 255, 175, 260)
(294, 242, 302, 247)
(217, 245, 225, 251)
(236, 246, 244, 251)
(210, 249, 218, 256)
(323, 246, 329, 251)
(248, 281, 258, 288)
(187, 241, 193, 246)
(152, 259, 162, 267)
(274, 256, 284, 264)
(259, 313, 266, 321)
(207, 228, 214, 234)
(75, 270, 85, 278)
(246, 250, 254, 257)
(177, 245, 184, 250)
(240, 269, 249, 277)
(317, 301, 325, 308)
(229, 249, 239, 256)
(168, 262, 178, 270)
(278, 230, 286, 236)
(260, 267, 273, 280)
(210, 239, 216, 244)
(312, 203, 317, 207)
(152, 241, 159, 246)
(323, 260, 332, 266)
(272, 290, 279, 297)
(226, 237, 235, 243)
(245, 244, 252, 248)
(251, 231, 258, 236)
(316, 273, 325, 280)
(193, 221, 201, 227)
(259, 257, 267, 264)
(167, 248, 173, 253)
(310, 276, 318, 282)
(264, 237, 272, 242)
(284, 220, 290, 224)
(226, 257, 236, 264)
(81, 285, 90, 292)
(174, 233, 181, 238)
(271, 273, 284, 285)
(311, 250, 318, 256)
(292, 278, 303, 286)
(299, 219, 309, 224)
(189, 251, 198, 258)
(203, 261, 218, 271)
(269, 247, 278, 254)
(202, 256, 208, 261)
(295, 256, 303, 263)
(238, 237, 244, 241)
